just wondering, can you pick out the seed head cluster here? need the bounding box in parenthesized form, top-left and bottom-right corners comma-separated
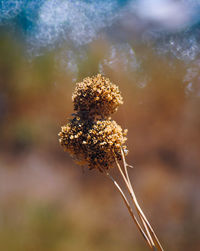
(58, 74, 128, 171)
(72, 74, 123, 118)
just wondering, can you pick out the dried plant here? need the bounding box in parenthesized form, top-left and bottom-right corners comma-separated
(72, 74, 123, 118)
(58, 74, 164, 251)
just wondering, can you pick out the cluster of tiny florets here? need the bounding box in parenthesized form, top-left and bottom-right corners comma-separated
(59, 74, 128, 171)
(72, 74, 123, 118)
(59, 116, 128, 170)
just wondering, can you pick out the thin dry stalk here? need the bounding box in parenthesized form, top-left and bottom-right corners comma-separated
(114, 149, 164, 251)
(115, 157, 156, 250)
(120, 149, 156, 249)
(104, 172, 153, 249)
(118, 149, 155, 248)
(120, 149, 164, 251)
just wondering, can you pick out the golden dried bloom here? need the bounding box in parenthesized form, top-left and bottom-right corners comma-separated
(58, 116, 128, 171)
(58, 116, 91, 165)
(72, 74, 123, 118)
(58, 75, 164, 251)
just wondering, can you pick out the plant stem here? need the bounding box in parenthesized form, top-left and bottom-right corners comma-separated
(105, 172, 153, 249)
(120, 149, 164, 251)
(114, 149, 164, 251)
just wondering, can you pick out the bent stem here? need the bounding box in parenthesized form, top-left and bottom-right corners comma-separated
(114, 148, 164, 251)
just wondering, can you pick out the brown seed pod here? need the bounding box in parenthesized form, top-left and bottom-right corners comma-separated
(72, 74, 123, 118)
(58, 116, 128, 171)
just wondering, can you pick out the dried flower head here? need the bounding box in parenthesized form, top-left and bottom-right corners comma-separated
(59, 75, 164, 251)
(72, 74, 123, 118)
(58, 116, 128, 171)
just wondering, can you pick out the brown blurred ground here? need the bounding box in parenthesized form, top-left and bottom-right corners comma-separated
(0, 35, 200, 251)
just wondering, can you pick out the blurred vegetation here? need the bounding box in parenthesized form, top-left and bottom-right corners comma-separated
(0, 33, 200, 251)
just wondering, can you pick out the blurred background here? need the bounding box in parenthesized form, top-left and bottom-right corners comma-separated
(0, 1, 200, 251)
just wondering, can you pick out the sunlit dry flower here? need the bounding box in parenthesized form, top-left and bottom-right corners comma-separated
(58, 116, 128, 171)
(58, 74, 163, 251)
(72, 74, 123, 118)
